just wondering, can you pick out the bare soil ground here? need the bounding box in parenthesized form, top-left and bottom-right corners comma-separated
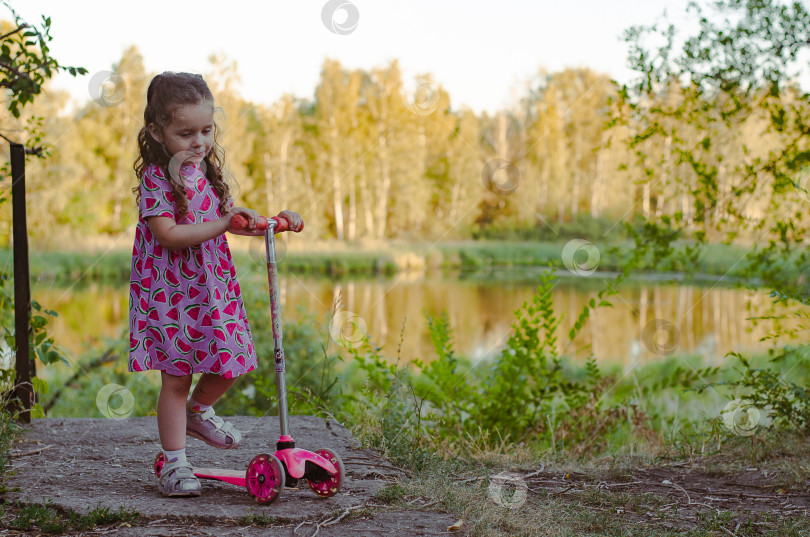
(3, 416, 460, 536)
(6, 417, 810, 535)
(518, 462, 810, 528)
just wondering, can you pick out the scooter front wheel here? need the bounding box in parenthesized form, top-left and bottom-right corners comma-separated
(246, 453, 285, 504)
(306, 448, 345, 498)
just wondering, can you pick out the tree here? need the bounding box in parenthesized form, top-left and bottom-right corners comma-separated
(620, 0, 810, 302)
(0, 1, 77, 419)
(0, 1, 86, 151)
(75, 46, 150, 236)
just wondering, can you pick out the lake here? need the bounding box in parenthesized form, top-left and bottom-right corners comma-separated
(27, 267, 794, 382)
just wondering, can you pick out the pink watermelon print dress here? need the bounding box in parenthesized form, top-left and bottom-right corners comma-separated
(128, 163, 257, 378)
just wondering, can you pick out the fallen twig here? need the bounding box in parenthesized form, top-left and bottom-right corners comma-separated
(719, 526, 739, 537)
(662, 480, 721, 516)
(293, 520, 311, 535)
(414, 499, 441, 509)
(297, 503, 378, 537)
(602, 480, 643, 488)
(8, 444, 54, 458)
(523, 464, 546, 479)
(455, 476, 484, 484)
(547, 485, 576, 495)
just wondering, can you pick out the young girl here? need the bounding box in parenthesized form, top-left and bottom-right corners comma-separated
(128, 72, 303, 497)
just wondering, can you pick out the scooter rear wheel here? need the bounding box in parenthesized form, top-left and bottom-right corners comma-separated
(246, 453, 285, 504)
(154, 452, 165, 478)
(306, 448, 344, 498)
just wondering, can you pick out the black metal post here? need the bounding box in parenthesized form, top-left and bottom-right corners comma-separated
(10, 142, 33, 423)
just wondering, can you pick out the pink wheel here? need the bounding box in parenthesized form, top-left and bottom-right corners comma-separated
(307, 448, 344, 498)
(154, 452, 165, 478)
(246, 453, 285, 504)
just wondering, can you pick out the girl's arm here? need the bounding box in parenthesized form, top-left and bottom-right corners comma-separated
(147, 215, 230, 250)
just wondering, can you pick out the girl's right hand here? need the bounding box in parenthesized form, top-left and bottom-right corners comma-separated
(227, 206, 263, 235)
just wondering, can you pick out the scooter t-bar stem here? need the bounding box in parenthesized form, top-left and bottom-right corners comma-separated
(263, 219, 291, 438)
(229, 213, 293, 437)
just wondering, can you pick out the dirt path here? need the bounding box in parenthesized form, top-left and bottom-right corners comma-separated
(496, 461, 810, 533)
(6, 416, 459, 536)
(11, 416, 804, 535)
(521, 463, 810, 516)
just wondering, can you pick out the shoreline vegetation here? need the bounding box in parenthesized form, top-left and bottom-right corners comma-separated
(0, 239, 792, 286)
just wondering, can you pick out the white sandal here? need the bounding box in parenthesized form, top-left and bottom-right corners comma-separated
(158, 460, 201, 497)
(186, 408, 243, 449)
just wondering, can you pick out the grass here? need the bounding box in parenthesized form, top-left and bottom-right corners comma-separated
(0, 402, 140, 535)
(364, 432, 810, 537)
(0, 404, 19, 496)
(236, 510, 278, 526)
(337, 335, 810, 537)
(0, 500, 140, 534)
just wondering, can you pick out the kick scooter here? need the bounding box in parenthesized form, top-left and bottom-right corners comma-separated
(155, 215, 345, 504)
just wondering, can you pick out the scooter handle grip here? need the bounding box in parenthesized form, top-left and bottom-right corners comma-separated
(229, 214, 290, 233)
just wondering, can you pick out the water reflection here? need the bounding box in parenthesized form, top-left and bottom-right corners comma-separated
(30, 270, 796, 374)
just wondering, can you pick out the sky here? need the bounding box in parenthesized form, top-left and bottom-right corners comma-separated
(16, 0, 693, 114)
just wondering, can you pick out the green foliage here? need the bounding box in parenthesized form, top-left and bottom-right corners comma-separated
(2, 500, 139, 534)
(411, 311, 476, 437)
(212, 290, 345, 418)
(477, 271, 572, 439)
(619, 0, 810, 444)
(0, 269, 67, 419)
(331, 271, 646, 458)
(0, 3, 77, 498)
(0, 402, 18, 494)
(237, 510, 278, 526)
(28, 300, 66, 367)
(0, 0, 86, 152)
(0, 2, 87, 115)
(704, 349, 810, 433)
(374, 483, 407, 504)
(472, 213, 628, 243)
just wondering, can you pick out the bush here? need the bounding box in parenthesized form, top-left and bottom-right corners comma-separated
(472, 213, 629, 243)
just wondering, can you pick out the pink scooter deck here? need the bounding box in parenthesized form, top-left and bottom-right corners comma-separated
(193, 467, 246, 487)
(154, 452, 286, 504)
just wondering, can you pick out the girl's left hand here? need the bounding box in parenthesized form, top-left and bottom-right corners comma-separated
(277, 210, 304, 232)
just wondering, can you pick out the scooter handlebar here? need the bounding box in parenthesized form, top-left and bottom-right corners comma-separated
(229, 214, 291, 233)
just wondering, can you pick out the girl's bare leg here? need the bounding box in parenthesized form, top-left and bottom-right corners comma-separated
(190, 373, 238, 407)
(157, 371, 193, 451)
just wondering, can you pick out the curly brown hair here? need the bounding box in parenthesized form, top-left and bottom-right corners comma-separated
(132, 72, 231, 219)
